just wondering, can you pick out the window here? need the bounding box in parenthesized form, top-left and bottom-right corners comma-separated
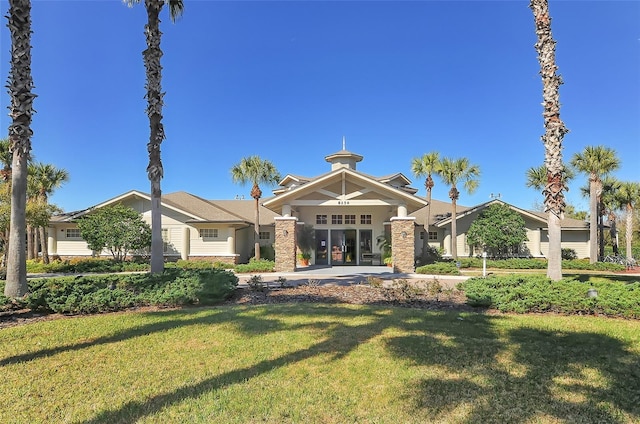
(316, 214, 327, 224)
(331, 214, 342, 225)
(200, 228, 218, 239)
(66, 228, 82, 239)
(428, 231, 438, 241)
(259, 231, 270, 240)
(360, 214, 372, 224)
(162, 228, 169, 253)
(344, 214, 356, 224)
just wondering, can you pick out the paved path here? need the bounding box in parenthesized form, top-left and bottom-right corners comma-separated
(235, 265, 469, 289)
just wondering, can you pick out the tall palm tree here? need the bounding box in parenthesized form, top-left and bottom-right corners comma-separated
(5, 0, 36, 298)
(0, 138, 12, 182)
(614, 181, 640, 261)
(570, 145, 620, 263)
(530, 0, 569, 281)
(526, 164, 574, 192)
(231, 156, 281, 260)
(28, 162, 69, 263)
(435, 157, 480, 260)
(124, 0, 184, 274)
(411, 152, 440, 259)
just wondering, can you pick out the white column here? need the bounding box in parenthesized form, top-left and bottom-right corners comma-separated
(282, 204, 292, 217)
(181, 227, 190, 260)
(227, 227, 236, 255)
(532, 228, 542, 257)
(47, 227, 57, 255)
(443, 229, 451, 256)
(396, 204, 407, 218)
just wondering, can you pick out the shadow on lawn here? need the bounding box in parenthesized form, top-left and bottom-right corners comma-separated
(385, 313, 640, 422)
(6, 294, 637, 423)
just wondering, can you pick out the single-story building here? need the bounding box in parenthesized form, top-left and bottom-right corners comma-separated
(48, 147, 591, 272)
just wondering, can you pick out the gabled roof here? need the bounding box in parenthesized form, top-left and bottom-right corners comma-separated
(51, 190, 276, 227)
(51, 190, 206, 222)
(410, 198, 471, 226)
(429, 199, 589, 229)
(263, 166, 428, 214)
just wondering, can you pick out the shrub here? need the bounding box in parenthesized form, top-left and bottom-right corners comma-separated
(235, 258, 275, 273)
(459, 274, 640, 318)
(23, 269, 238, 314)
(561, 248, 577, 260)
(247, 275, 267, 292)
(416, 262, 461, 275)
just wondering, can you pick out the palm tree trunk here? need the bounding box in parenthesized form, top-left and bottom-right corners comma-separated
(5, 0, 35, 298)
(424, 181, 432, 258)
(39, 225, 49, 264)
(530, 0, 569, 281)
(626, 204, 633, 261)
(144, 0, 165, 274)
(450, 197, 457, 260)
(588, 179, 598, 263)
(26, 225, 33, 260)
(254, 196, 261, 260)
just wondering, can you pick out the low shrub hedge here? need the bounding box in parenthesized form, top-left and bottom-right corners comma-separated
(12, 269, 238, 314)
(235, 258, 275, 273)
(416, 262, 461, 275)
(453, 257, 625, 272)
(26, 258, 150, 274)
(460, 274, 640, 318)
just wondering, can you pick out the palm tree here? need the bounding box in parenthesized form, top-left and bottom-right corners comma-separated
(5, 0, 36, 298)
(231, 156, 281, 260)
(526, 164, 574, 192)
(530, 0, 570, 281)
(411, 152, 440, 260)
(0, 138, 12, 182)
(613, 181, 640, 261)
(570, 145, 620, 263)
(124, 0, 184, 274)
(435, 157, 480, 260)
(27, 162, 69, 263)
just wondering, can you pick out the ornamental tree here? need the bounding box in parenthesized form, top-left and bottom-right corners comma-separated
(77, 204, 152, 261)
(467, 203, 528, 258)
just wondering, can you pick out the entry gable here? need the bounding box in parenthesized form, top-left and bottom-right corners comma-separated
(263, 167, 427, 214)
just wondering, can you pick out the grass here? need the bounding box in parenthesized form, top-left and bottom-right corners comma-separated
(2, 304, 639, 423)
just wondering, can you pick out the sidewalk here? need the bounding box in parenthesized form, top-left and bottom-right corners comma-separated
(235, 265, 469, 289)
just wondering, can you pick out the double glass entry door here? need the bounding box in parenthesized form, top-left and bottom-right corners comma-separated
(330, 230, 357, 265)
(314, 229, 373, 266)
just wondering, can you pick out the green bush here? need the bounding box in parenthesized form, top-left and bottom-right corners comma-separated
(561, 248, 577, 260)
(23, 269, 238, 314)
(455, 257, 625, 272)
(26, 258, 151, 274)
(459, 274, 640, 318)
(416, 262, 461, 275)
(235, 258, 275, 273)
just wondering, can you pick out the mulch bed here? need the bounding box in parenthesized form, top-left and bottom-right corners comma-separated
(1, 284, 477, 330)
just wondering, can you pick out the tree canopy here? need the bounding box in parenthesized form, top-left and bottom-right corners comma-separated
(466, 203, 528, 257)
(77, 204, 152, 261)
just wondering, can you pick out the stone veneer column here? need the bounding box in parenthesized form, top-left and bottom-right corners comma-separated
(275, 217, 298, 272)
(391, 217, 416, 273)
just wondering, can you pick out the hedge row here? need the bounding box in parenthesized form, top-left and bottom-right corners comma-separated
(25, 258, 276, 275)
(2, 269, 238, 314)
(454, 258, 626, 272)
(459, 274, 640, 318)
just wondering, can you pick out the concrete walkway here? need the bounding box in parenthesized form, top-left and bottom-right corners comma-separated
(235, 265, 469, 289)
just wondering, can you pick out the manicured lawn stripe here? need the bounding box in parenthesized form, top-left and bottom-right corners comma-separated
(1, 305, 639, 423)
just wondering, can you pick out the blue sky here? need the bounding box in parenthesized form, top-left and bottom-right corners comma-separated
(1, 0, 638, 214)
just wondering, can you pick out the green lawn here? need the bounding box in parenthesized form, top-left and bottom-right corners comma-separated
(2, 304, 639, 423)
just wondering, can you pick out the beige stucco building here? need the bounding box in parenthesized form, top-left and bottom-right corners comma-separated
(49, 148, 592, 271)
